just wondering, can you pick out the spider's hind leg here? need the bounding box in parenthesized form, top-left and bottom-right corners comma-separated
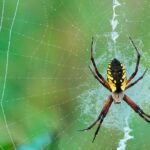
(127, 37, 141, 84)
(125, 68, 148, 90)
(90, 37, 110, 90)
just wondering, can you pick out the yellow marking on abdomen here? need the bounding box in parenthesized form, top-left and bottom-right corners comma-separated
(108, 79, 116, 92)
(121, 78, 127, 90)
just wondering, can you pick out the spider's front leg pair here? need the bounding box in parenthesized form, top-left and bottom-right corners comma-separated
(123, 95, 150, 123)
(80, 95, 113, 142)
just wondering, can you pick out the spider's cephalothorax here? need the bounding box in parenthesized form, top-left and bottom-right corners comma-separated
(80, 37, 149, 143)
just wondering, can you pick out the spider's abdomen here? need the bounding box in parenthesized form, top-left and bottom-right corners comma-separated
(107, 58, 127, 92)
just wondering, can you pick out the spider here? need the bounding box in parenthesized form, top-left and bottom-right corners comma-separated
(80, 37, 150, 142)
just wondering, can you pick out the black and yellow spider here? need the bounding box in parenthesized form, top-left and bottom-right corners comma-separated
(80, 37, 150, 142)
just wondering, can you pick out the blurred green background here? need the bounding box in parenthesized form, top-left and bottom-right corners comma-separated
(0, 0, 150, 150)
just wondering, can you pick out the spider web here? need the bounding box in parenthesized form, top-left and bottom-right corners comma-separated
(0, 0, 150, 150)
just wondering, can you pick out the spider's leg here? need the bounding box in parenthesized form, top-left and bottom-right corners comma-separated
(127, 37, 141, 84)
(123, 95, 150, 123)
(79, 96, 113, 141)
(90, 37, 110, 89)
(125, 68, 148, 90)
(92, 115, 104, 143)
(89, 66, 111, 91)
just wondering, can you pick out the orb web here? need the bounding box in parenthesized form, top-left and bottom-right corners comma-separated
(0, 0, 150, 150)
